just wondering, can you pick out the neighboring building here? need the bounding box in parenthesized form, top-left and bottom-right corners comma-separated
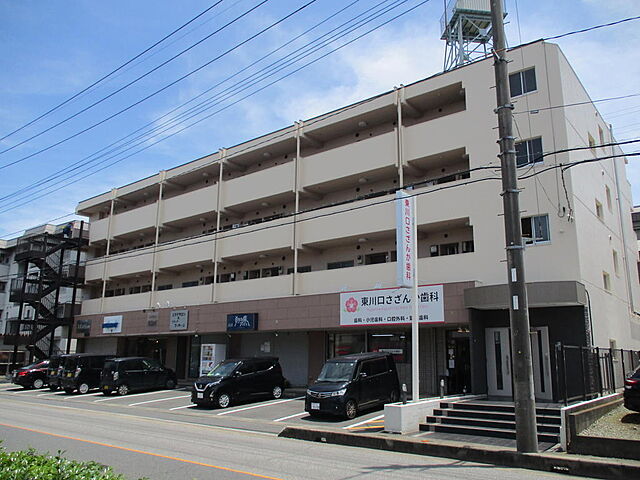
(0, 221, 87, 372)
(73, 40, 640, 399)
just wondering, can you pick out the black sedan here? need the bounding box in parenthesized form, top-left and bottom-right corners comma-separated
(11, 360, 50, 389)
(623, 365, 640, 412)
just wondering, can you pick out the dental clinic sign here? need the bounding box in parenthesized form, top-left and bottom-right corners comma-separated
(395, 190, 416, 288)
(340, 285, 444, 326)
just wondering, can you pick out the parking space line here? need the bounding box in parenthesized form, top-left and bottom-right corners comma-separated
(129, 395, 190, 407)
(273, 411, 307, 422)
(217, 397, 305, 416)
(94, 390, 174, 403)
(343, 414, 384, 429)
(37, 391, 65, 397)
(169, 404, 195, 411)
(64, 392, 105, 400)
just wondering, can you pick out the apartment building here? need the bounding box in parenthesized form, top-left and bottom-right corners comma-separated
(74, 40, 640, 398)
(0, 222, 86, 372)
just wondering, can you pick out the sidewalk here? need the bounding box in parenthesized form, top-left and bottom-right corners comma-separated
(279, 425, 640, 479)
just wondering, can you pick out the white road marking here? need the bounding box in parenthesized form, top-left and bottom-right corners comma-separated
(169, 404, 196, 411)
(37, 391, 65, 397)
(273, 411, 308, 422)
(217, 396, 305, 416)
(64, 392, 104, 400)
(343, 414, 385, 429)
(129, 395, 190, 406)
(94, 389, 176, 403)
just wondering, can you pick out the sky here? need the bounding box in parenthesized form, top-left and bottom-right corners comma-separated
(0, 0, 638, 238)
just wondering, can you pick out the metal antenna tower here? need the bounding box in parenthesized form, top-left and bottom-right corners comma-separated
(441, 0, 506, 71)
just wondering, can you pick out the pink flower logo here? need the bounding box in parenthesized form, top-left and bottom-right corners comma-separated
(345, 297, 358, 313)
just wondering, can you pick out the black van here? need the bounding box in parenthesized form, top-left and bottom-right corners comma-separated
(59, 354, 114, 394)
(46, 354, 70, 391)
(305, 352, 400, 419)
(192, 357, 285, 408)
(100, 357, 177, 396)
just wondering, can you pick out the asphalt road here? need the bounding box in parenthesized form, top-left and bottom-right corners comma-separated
(0, 384, 585, 480)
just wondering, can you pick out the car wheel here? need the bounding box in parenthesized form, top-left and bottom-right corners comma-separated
(272, 385, 283, 399)
(64, 388, 74, 394)
(216, 392, 231, 408)
(33, 378, 45, 389)
(117, 384, 129, 396)
(165, 378, 176, 389)
(389, 389, 399, 403)
(78, 383, 90, 395)
(344, 399, 358, 420)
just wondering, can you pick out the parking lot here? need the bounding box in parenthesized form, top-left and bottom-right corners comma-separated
(0, 383, 386, 433)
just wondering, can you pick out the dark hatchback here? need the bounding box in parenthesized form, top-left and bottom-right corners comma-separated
(305, 352, 400, 419)
(624, 365, 640, 412)
(46, 355, 70, 391)
(59, 354, 114, 394)
(192, 357, 285, 408)
(100, 357, 177, 396)
(11, 360, 50, 389)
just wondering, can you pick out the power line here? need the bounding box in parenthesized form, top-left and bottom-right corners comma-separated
(513, 93, 640, 115)
(0, 1, 226, 145)
(545, 14, 640, 41)
(0, 0, 425, 213)
(0, 0, 276, 163)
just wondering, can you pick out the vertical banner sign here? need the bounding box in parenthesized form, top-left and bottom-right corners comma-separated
(396, 190, 416, 288)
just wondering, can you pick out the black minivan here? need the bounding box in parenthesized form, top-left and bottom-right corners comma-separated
(305, 352, 400, 419)
(59, 354, 114, 394)
(100, 357, 177, 396)
(192, 357, 285, 408)
(46, 354, 70, 391)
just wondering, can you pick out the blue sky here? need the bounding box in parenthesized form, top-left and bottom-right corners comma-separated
(0, 0, 638, 238)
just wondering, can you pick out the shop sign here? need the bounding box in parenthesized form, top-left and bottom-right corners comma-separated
(169, 310, 189, 331)
(76, 319, 91, 334)
(340, 285, 444, 326)
(102, 315, 122, 334)
(395, 190, 416, 288)
(147, 311, 158, 327)
(227, 313, 258, 331)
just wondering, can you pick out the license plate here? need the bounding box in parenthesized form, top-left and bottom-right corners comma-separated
(197, 393, 204, 399)
(67, 373, 73, 377)
(311, 402, 320, 410)
(103, 385, 110, 390)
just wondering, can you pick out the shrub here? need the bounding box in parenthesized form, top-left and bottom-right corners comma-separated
(0, 446, 146, 480)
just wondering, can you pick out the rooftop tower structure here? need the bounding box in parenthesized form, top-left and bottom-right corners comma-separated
(441, 0, 506, 71)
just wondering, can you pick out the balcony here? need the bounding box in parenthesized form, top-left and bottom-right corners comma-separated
(298, 196, 395, 247)
(163, 184, 218, 225)
(222, 162, 294, 209)
(403, 112, 469, 163)
(89, 217, 109, 243)
(297, 262, 396, 296)
(217, 218, 292, 261)
(107, 249, 154, 278)
(156, 284, 211, 308)
(111, 204, 157, 238)
(156, 237, 214, 271)
(301, 131, 396, 191)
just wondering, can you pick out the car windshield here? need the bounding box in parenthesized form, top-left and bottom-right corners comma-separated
(317, 361, 356, 382)
(206, 361, 240, 377)
(22, 362, 40, 370)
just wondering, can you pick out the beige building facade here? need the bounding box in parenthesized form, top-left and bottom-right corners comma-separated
(74, 40, 640, 397)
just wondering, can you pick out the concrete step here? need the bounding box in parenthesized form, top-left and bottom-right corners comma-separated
(440, 401, 561, 417)
(425, 415, 560, 433)
(432, 407, 561, 425)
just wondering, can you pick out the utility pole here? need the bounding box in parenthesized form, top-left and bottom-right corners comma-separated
(490, 0, 538, 453)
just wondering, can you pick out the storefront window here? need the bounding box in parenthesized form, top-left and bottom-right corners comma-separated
(368, 332, 409, 363)
(188, 335, 201, 378)
(328, 333, 365, 358)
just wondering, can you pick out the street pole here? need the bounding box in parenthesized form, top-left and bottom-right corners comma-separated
(490, 0, 538, 453)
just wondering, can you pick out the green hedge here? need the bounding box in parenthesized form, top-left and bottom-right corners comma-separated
(0, 446, 146, 480)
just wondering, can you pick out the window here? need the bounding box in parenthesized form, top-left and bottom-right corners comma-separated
(599, 126, 605, 145)
(521, 215, 550, 245)
(588, 133, 596, 152)
(242, 269, 260, 280)
(182, 281, 199, 288)
(462, 240, 475, 253)
(218, 273, 235, 283)
(141, 285, 152, 293)
(509, 67, 537, 97)
(327, 260, 354, 270)
(365, 252, 388, 265)
(605, 185, 612, 211)
(603, 271, 611, 291)
(515, 137, 543, 167)
(128, 286, 141, 295)
(0, 281, 6, 292)
(157, 284, 173, 291)
(595, 200, 604, 220)
(113, 288, 125, 296)
(287, 265, 311, 274)
(430, 243, 461, 257)
(613, 250, 619, 275)
(261, 267, 281, 278)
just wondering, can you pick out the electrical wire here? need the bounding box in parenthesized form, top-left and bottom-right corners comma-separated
(0, 1, 227, 144)
(545, 15, 640, 41)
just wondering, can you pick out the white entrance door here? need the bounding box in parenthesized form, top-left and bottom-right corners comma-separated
(485, 326, 553, 400)
(486, 327, 512, 397)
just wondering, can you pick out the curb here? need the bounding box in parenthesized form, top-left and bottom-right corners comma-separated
(278, 426, 640, 480)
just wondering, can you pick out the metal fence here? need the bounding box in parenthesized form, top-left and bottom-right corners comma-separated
(554, 343, 640, 405)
